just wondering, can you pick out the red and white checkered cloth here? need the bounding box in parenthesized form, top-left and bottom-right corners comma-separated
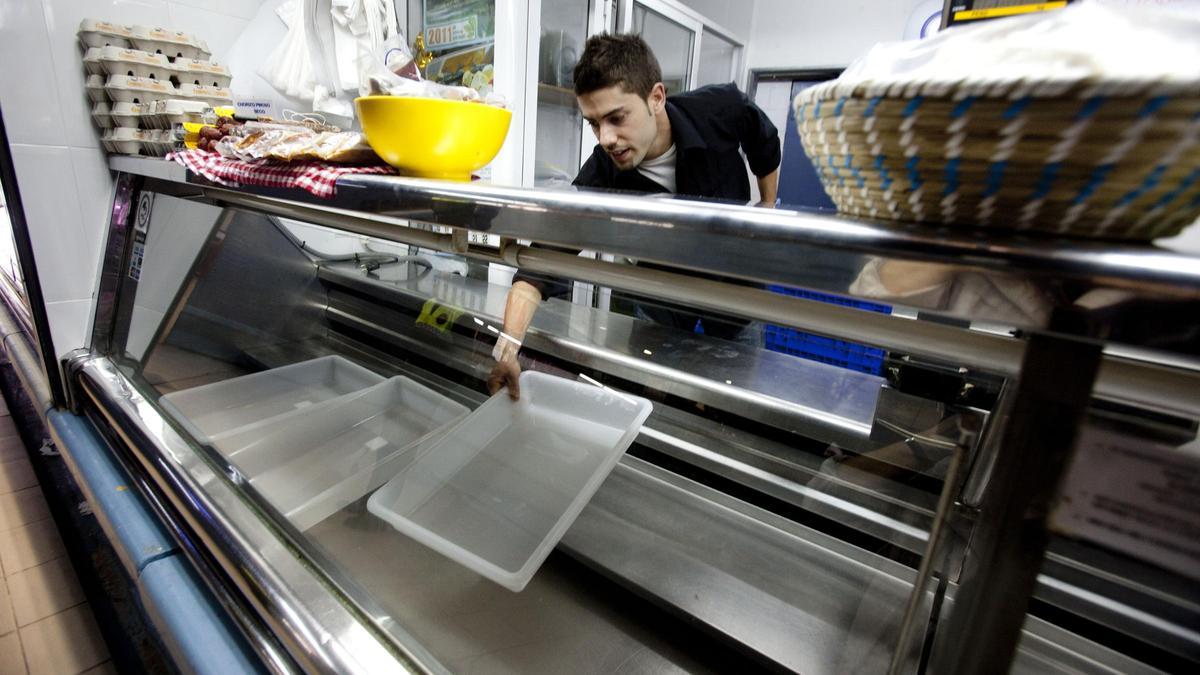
(167, 149, 395, 199)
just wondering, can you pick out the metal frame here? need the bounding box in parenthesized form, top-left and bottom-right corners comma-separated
(71, 355, 429, 675)
(86, 157, 1200, 674)
(620, 0, 701, 89)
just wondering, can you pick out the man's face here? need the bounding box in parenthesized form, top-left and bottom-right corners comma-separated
(578, 83, 665, 170)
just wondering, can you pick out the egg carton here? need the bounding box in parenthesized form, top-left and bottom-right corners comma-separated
(175, 83, 233, 107)
(101, 127, 148, 155)
(91, 102, 113, 129)
(85, 74, 109, 102)
(98, 46, 172, 81)
(141, 129, 175, 157)
(83, 48, 105, 75)
(105, 74, 176, 104)
(170, 59, 233, 88)
(77, 19, 133, 49)
(142, 99, 209, 129)
(129, 25, 210, 61)
(109, 101, 146, 128)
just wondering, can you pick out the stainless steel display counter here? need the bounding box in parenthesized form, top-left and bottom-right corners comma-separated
(60, 155, 1200, 674)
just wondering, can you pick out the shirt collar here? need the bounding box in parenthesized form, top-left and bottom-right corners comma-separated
(665, 101, 707, 152)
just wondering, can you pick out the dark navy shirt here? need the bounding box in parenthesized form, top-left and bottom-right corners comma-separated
(573, 83, 781, 200)
(516, 83, 781, 340)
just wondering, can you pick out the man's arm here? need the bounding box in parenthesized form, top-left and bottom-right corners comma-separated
(730, 85, 781, 207)
(487, 280, 542, 400)
(757, 166, 779, 208)
(734, 87, 782, 201)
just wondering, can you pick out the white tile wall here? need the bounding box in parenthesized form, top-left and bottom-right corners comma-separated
(170, 0, 260, 21)
(165, 3, 252, 69)
(68, 146, 114, 284)
(0, 0, 263, 361)
(8, 145, 95, 304)
(43, 300, 93, 362)
(0, 0, 68, 146)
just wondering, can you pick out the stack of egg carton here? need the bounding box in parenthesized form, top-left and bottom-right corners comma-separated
(79, 20, 233, 156)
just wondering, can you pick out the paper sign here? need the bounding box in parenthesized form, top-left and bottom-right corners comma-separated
(1052, 425, 1200, 581)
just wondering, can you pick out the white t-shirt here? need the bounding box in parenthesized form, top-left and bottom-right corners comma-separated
(637, 144, 677, 193)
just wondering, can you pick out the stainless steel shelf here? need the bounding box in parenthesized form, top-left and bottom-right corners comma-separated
(111, 155, 1200, 358)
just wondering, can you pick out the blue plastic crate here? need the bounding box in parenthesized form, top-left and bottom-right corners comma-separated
(764, 286, 890, 375)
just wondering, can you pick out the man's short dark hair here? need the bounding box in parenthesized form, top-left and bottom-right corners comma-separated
(573, 33, 663, 99)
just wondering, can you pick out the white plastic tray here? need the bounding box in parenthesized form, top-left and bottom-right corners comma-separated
(159, 355, 384, 442)
(211, 377, 469, 531)
(367, 371, 652, 591)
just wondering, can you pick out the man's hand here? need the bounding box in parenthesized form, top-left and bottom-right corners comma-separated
(487, 357, 522, 400)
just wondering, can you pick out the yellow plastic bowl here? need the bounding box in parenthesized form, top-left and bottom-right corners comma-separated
(355, 96, 512, 180)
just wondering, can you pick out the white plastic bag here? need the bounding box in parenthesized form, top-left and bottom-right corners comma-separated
(827, 3, 1200, 98)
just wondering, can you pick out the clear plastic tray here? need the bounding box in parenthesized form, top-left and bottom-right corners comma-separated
(367, 371, 652, 591)
(211, 376, 469, 532)
(159, 355, 383, 442)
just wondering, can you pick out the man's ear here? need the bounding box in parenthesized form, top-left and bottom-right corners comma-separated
(648, 82, 666, 114)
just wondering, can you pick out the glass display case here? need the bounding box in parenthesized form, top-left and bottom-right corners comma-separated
(67, 155, 1200, 674)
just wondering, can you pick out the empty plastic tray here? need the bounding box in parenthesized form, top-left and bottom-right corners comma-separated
(367, 371, 653, 591)
(159, 355, 383, 441)
(210, 376, 469, 532)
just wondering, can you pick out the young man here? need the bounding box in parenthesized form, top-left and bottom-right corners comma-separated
(488, 33, 782, 399)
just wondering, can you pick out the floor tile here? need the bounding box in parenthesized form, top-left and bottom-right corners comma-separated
(0, 631, 28, 674)
(0, 519, 66, 575)
(19, 603, 108, 675)
(7, 557, 86, 627)
(81, 661, 118, 675)
(0, 458, 38, 495)
(0, 436, 24, 464)
(0, 577, 15, 636)
(0, 488, 50, 532)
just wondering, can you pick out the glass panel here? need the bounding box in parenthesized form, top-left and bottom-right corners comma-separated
(534, 0, 590, 186)
(111, 191, 1010, 672)
(631, 4, 694, 95)
(421, 0, 496, 97)
(0, 180, 22, 285)
(697, 29, 737, 87)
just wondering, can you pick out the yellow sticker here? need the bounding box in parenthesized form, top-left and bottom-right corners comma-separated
(116, 485, 128, 492)
(954, 1, 1066, 21)
(416, 298, 464, 334)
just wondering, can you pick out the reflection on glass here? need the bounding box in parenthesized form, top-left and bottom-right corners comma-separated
(697, 29, 737, 87)
(115, 205, 1004, 673)
(535, 0, 590, 186)
(850, 258, 1053, 326)
(632, 5, 694, 95)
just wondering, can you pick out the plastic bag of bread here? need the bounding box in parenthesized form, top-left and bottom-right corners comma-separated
(310, 132, 377, 163)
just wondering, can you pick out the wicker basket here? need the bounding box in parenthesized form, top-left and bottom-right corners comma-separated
(794, 82, 1200, 240)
